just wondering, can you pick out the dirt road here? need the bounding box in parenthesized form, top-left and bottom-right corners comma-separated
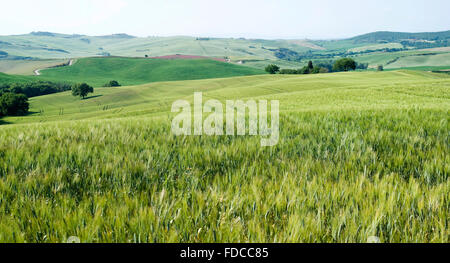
(34, 59, 74, 76)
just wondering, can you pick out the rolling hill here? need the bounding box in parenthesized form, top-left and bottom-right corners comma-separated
(0, 72, 36, 85)
(350, 30, 450, 43)
(0, 57, 265, 86)
(38, 57, 265, 86)
(0, 71, 449, 242)
(1, 30, 449, 71)
(4, 70, 448, 124)
(0, 32, 312, 67)
(384, 52, 450, 69)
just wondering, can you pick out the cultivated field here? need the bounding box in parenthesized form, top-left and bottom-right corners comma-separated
(352, 49, 450, 69)
(2, 31, 450, 71)
(0, 71, 448, 242)
(385, 52, 450, 69)
(0, 59, 69, 75)
(348, 43, 403, 53)
(0, 34, 310, 64)
(39, 57, 265, 86)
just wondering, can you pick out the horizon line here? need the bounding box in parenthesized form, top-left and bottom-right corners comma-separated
(1, 29, 449, 41)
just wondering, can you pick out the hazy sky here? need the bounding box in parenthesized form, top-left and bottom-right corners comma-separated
(1, 0, 449, 39)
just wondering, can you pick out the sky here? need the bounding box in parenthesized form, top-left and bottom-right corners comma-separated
(1, 0, 449, 39)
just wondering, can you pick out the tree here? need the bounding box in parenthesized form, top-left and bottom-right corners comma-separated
(72, 83, 93, 99)
(377, 65, 384, 71)
(9, 84, 23, 94)
(333, 58, 357, 72)
(103, 80, 121, 87)
(299, 66, 310, 74)
(0, 93, 29, 116)
(356, 62, 369, 70)
(317, 61, 334, 72)
(265, 64, 280, 74)
(308, 60, 314, 69)
(311, 66, 322, 74)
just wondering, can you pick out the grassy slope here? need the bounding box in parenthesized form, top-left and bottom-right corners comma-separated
(352, 49, 450, 68)
(0, 34, 308, 68)
(350, 30, 450, 43)
(39, 57, 265, 86)
(0, 72, 37, 84)
(385, 52, 450, 69)
(348, 43, 403, 53)
(2, 32, 450, 70)
(0, 71, 449, 242)
(3, 70, 448, 124)
(312, 40, 368, 51)
(0, 57, 265, 86)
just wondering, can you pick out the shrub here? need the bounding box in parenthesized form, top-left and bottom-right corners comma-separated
(319, 67, 329, 73)
(356, 63, 369, 70)
(103, 80, 121, 87)
(279, 69, 298, 74)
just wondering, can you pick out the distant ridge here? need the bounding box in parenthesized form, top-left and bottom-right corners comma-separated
(96, 33, 136, 39)
(30, 31, 56, 37)
(0, 30, 449, 69)
(28, 32, 136, 39)
(350, 30, 450, 43)
(18, 30, 450, 41)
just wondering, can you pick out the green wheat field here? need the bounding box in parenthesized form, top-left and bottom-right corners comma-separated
(0, 69, 448, 243)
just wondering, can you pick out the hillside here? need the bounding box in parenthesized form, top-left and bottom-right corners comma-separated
(0, 32, 313, 67)
(0, 71, 449, 242)
(350, 30, 450, 43)
(1, 30, 450, 71)
(38, 57, 265, 86)
(384, 52, 450, 69)
(0, 72, 36, 84)
(3, 70, 447, 124)
(0, 57, 266, 87)
(0, 59, 69, 75)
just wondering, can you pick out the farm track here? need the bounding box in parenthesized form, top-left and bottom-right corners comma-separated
(34, 59, 74, 76)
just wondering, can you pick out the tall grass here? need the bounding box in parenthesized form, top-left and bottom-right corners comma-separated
(0, 71, 448, 243)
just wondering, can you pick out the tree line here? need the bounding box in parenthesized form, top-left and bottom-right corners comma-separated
(0, 81, 71, 98)
(265, 58, 365, 75)
(271, 47, 406, 62)
(0, 81, 71, 117)
(0, 79, 122, 119)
